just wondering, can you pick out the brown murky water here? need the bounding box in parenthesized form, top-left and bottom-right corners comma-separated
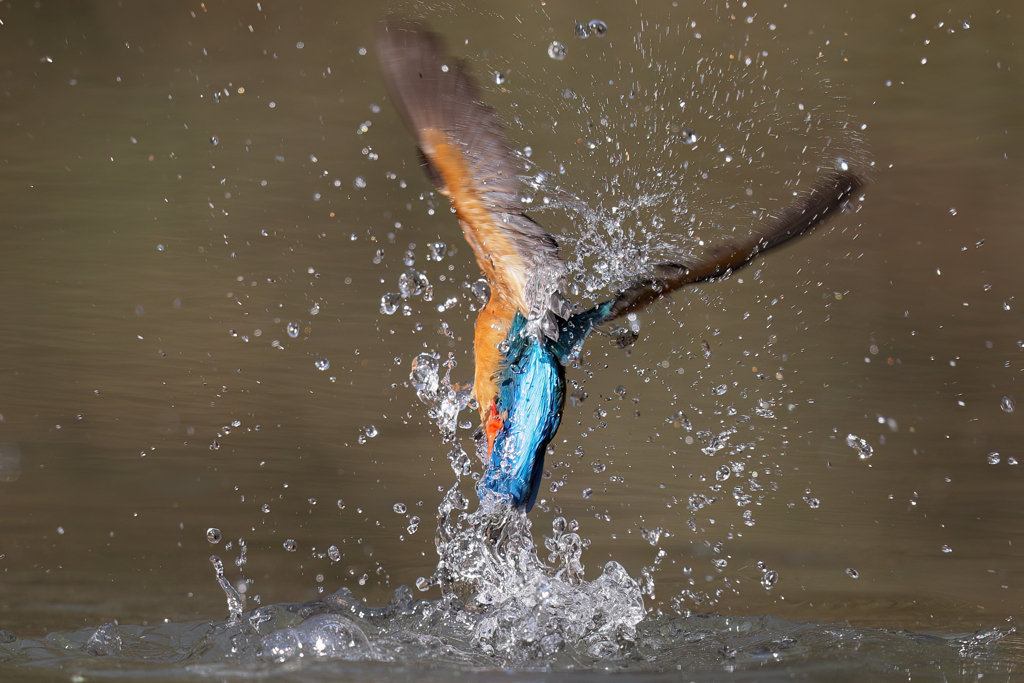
(1, 0, 1022, 652)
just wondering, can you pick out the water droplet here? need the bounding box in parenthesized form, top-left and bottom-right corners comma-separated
(761, 570, 778, 588)
(353, 176, 366, 189)
(428, 241, 447, 260)
(206, 528, 222, 543)
(846, 434, 873, 459)
(712, 384, 727, 396)
(846, 567, 860, 578)
(364, 425, 378, 439)
(210, 136, 219, 146)
(1001, 396, 1015, 413)
(314, 358, 330, 371)
(328, 545, 341, 562)
(949, 207, 957, 216)
(286, 322, 299, 338)
(574, 22, 591, 39)
(987, 452, 1001, 465)
(393, 502, 407, 514)
(547, 41, 567, 61)
(492, 71, 506, 85)
(701, 340, 711, 358)
(380, 292, 401, 315)
(588, 19, 608, 36)
(715, 465, 731, 481)
(668, 410, 692, 430)
(680, 128, 698, 145)
(941, 544, 952, 553)
(582, 487, 593, 499)
(283, 539, 297, 552)
(309, 303, 320, 315)
(569, 388, 588, 406)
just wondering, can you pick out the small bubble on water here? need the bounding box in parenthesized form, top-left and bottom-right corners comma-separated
(286, 322, 299, 338)
(1001, 396, 1016, 413)
(547, 41, 567, 61)
(206, 528, 222, 543)
(283, 539, 297, 552)
(314, 358, 330, 371)
(393, 502, 407, 514)
(846, 567, 860, 578)
(987, 452, 1000, 465)
(588, 19, 608, 36)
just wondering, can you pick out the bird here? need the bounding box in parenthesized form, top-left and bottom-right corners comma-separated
(375, 17, 864, 512)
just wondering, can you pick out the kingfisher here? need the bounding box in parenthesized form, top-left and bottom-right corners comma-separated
(376, 18, 864, 512)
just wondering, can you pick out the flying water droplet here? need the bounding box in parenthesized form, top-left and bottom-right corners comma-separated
(588, 19, 608, 36)
(761, 570, 778, 588)
(286, 322, 299, 338)
(314, 358, 330, 371)
(328, 545, 341, 562)
(846, 568, 860, 578)
(680, 128, 698, 145)
(207, 528, 222, 543)
(547, 41, 567, 61)
(393, 502, 407, 514)
(283, 539, 297, 552)
(574, 22, 591, 39)
(987, 452, 1000, 465)
(428, 241, 447, 260)
(381, 292, 401, 315)
(846, 434, 873, 459)
(1001, 396, 1015, 413)
(492, 71, 506, 85)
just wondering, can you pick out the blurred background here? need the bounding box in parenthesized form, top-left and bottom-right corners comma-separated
(0, 0, 1021, 638)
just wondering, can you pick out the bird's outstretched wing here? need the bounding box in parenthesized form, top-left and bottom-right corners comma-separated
(553, 170, 865, 361)
(375, 17, 564, 321)
(602, 170, 864, 321)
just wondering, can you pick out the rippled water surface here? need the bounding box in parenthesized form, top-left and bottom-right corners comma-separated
(1, 0, 1023, 679)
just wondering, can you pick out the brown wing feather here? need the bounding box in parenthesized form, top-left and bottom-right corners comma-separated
(375, 17, 562, 315)
(602, 170, 865, 322)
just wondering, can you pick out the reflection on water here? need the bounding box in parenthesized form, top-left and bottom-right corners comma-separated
(1, 0, 1024, 679)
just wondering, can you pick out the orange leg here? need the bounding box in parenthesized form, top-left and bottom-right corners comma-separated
(485, 400, 504, 455)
